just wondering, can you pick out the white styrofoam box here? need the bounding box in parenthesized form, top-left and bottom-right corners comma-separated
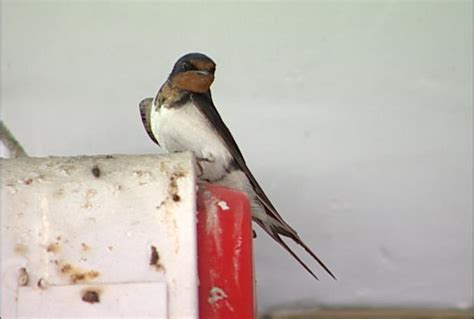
(1, 153, 198, 318)
(17, 282, 167, 318)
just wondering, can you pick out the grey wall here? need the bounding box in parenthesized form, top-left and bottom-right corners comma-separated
(2, 1, 472, 311)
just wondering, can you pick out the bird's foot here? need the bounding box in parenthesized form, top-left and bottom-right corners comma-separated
(195, 156, 214, 177)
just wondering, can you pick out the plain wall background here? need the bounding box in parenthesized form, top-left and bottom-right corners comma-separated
(1, 1, 472, 312)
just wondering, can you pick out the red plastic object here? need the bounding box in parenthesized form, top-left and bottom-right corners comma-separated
(197, 184, 254, 319)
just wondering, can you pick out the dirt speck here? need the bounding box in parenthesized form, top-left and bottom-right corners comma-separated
(18, 268, 29, 286)
(54, 187, 65, 197)
(24, 178, 33, 185)
(168, 171, 185, 204)
(47, 242, 60, 253)
(149, 245, 164, 271)
(81, 243, 91, 252)
(82, 289, 100, 303)
(61, 263, 72, 273)
(156, 200, 166, 210)
(134, 170, 150, 178)
(37, 278, 48, 290)
(91, 165, 101, 178)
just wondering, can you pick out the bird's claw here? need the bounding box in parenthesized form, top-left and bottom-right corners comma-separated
(195, 156, 214, 177)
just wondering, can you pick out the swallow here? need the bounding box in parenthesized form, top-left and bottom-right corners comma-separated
(139, 52, 335, 280)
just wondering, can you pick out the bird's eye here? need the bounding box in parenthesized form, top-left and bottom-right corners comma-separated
(181, 62, 193, 71)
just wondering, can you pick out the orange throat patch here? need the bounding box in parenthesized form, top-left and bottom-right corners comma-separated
(172, 71, 214, 93)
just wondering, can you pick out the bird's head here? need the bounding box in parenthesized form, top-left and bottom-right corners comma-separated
(169, 53, 216, 93)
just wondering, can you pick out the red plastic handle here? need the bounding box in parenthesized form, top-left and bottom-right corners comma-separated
(197, 184, 254, 319)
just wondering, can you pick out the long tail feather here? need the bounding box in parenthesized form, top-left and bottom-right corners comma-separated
(291, 234, 337, 280)
(261, 223, 320, 281)
(255, 194, 336, 279)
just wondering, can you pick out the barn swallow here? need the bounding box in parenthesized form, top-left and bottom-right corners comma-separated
(139, 53, 335, 280)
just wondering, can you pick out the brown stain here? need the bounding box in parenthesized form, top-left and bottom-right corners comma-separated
(57, 261, 100, 284)
(24, 178, 33, 185)
(46, 242, 60, 253)
(70, 271, 100, 283)
(81, 289, 101, 304)
(158, 169, 186, 255)
(61, 263, 72, 273)
(81, 243, 91, 252)
(149, 245, 165, 271)
(14, 243, 28, 255)
(168, 170, 185, 204)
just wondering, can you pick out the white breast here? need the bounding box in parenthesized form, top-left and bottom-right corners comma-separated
(150, 101, 233, 181)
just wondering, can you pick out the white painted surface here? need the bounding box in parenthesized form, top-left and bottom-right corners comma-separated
(1, 153, 198, 318)
(1, 1, 472, 312)
(17, 282, 167, 318)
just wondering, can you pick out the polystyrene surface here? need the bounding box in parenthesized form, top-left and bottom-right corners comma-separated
(1, 153, 197, 318)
